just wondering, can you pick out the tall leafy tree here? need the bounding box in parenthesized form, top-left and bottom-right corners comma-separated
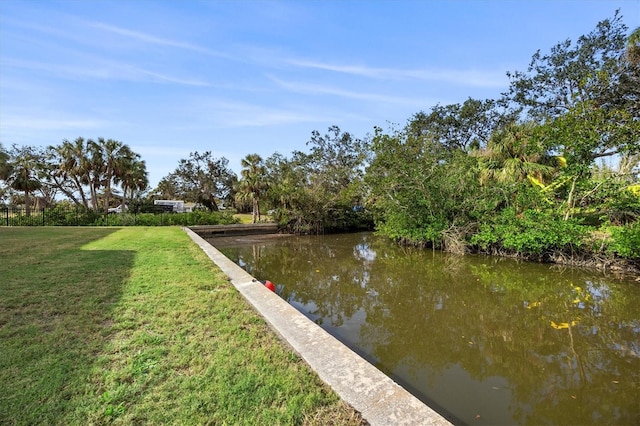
(611, 25, 640, 116)
(297, 125, 368, 203)
(264, 152, 306, 212)
(263, 127, 370, 233)
(506, 11, 639, 161)
(160, 151, 235, 211)
(541, 103, 640, 218)
(366, 124, 490, 250)
(506, 12, 640, 218)
(507, 11, 630, 119)
(295, 126, 369, 231)
(408, 98, 514, 152)
(153, 175, 180, 200)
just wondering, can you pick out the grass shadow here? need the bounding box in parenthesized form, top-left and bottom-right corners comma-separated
(0, 228, 135, 425)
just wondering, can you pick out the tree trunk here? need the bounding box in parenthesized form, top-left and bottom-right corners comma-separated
(252, 198, 258, 223)
(73, 176, 89, 209)
(51, 175, 82, 207)
(122, 186, 128, 212)
(104, 178, 111, 213)
(90, 184, 98, 210)
(564, 176, 578, 221)
(24, 190, 31, 217)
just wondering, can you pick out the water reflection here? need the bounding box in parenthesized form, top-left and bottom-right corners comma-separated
(213, 232, 640, 425)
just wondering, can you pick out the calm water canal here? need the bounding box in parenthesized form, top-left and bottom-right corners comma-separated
(212, 232, 640, 425)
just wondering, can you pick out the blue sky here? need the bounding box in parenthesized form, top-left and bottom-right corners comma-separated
(1, 0, 638, 188)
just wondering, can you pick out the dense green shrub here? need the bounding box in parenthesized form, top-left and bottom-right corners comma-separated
(470, 208, 590, 257)
(46, 205, 100, 226)
(1, 207, 240, 227)
(275, 207, 371, 234)
(101, 211, 239, 226)
(605, 222, 640, 260)
(376, 213, 447, 247)
(602, 188, 640, 225)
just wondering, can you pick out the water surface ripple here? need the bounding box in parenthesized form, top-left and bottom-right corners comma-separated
(213, 232, 640, 426)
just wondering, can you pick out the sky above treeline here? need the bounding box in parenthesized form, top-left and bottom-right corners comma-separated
(1, 0, 639, 187)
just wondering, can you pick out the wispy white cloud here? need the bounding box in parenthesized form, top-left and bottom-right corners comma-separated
(189, 99, 356, 128)
(216, 104, 330, 127)
(285, 59, 384, 78)
(2, 57, 210, 87)
(268, 75, 429, 106)
(1, 114, 106, 130)
(2, 16, 230, 60)
(132, 145, 192, 159)
(85, 21, 228, 58)
(133, 68, 210, 86)
(285, 58, 508, 88)
(226, 112, 316, 127)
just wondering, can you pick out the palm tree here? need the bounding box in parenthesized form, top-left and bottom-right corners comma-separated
(0, 143, 12, 206)
(5, 145, 43, 216)
(86, 139, 105, 210)
(236, 154, 268, 223)
(476, 122, 561, 212)
(51, 137, 92, 209)
(478, 122, 557, 186)
(101, 138, 128, 213)
(626, 27, 640, 66)
(115, 156, 148, 210)
(0, 143, 11, 182)
(87, 138, 135, 213)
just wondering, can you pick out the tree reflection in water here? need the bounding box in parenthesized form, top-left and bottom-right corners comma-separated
(215, 232, 640, 426)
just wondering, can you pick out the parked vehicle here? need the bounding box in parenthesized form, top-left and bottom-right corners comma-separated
(153, 200, 185, 213)
(108, 205, 127, 213)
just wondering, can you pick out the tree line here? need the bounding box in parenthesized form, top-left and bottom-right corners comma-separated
(1, 137, 148, 215)
(1, 12, 638, 265)
(361, 12, 640, 265)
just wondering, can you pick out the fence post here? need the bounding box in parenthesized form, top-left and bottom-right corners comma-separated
(42, 208, 45, 226)
(4, 207, 7, 227)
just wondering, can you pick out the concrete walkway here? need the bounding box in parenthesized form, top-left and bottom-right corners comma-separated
(185, 227, 452, 426)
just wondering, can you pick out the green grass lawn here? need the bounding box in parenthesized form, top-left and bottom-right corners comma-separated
(0, 227, 363, 425)
(233, 213, 274, 224)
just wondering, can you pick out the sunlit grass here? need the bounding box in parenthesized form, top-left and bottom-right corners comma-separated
(0, 227, 363, 425)
(233, 213, 275, 224)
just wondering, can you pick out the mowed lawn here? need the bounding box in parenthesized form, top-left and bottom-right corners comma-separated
(0, 227, 363, 425)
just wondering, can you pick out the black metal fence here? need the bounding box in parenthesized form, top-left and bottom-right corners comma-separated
(2, 206, 175, 227)
(1, 206, 238, 227)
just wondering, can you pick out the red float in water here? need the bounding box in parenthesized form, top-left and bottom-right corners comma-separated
(264, 280, 275, 292)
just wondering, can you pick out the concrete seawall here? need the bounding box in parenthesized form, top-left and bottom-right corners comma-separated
(190, 223, 279, 237)
(185, 227, 452, 426)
